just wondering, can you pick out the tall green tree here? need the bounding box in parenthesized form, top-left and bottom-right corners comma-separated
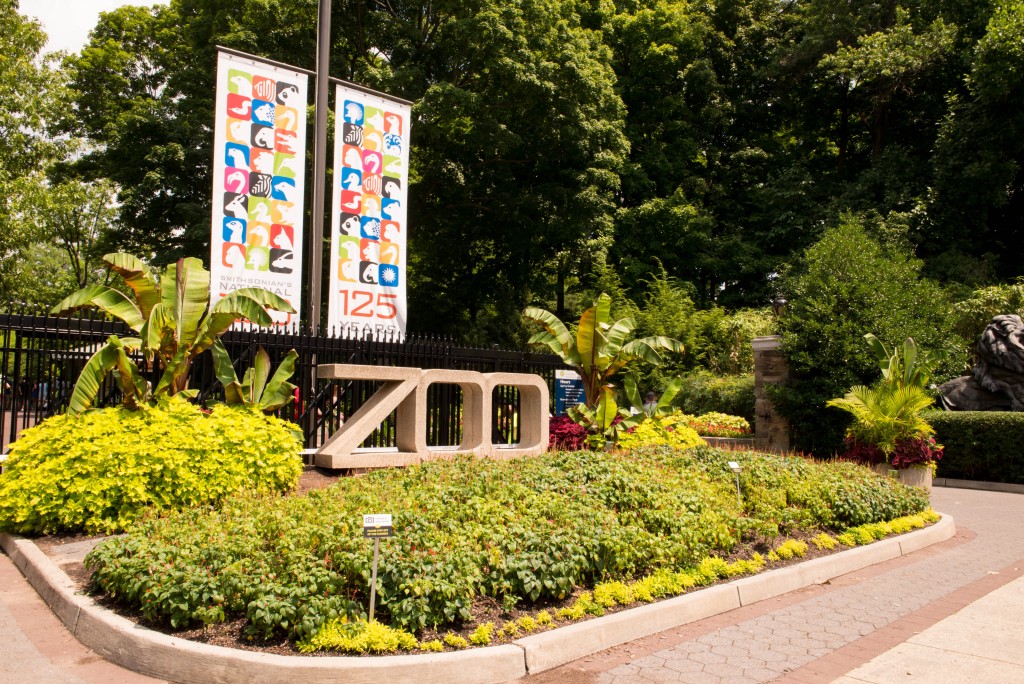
(924, 1, 1024, 283)
(0, 1, 68, 302)
(403, 0, 628, 340)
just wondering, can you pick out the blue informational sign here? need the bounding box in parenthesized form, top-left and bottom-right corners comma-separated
(555, 369, 585, 416)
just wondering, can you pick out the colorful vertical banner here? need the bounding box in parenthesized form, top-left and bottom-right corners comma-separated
(327, 84, 411, 339)
(210, 50, 308, 328)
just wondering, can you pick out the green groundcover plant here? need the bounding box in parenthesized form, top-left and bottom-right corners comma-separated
(0, 397, 303, 534)
(84, 447, 928, 644)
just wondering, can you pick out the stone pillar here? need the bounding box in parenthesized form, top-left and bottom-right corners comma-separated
(753, 335, 790, 452)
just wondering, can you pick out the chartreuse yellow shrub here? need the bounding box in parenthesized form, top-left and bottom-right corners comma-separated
(0, 397, 302, 534)
(419, 639, 444, 652)
(617, 411, 706, 450)
(469, 622, 495, 645)
(297, 619, 418, 654)
(516, 615, 539, 632)
(443, 633, 469, 649)
(836, 510, 939, 547)
(812, 533, 838, 550)
(770, 540, 809, 561)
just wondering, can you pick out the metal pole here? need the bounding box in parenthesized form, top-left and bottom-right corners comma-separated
(735, 472, 742, 508)
(369, 538, 380, 622)
(307, 0, 332, 336)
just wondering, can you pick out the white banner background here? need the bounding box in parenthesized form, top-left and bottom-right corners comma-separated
(210, 51, 308, 328)
(327, 84, 411, 338)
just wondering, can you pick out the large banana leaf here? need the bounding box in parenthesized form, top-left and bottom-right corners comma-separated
(523, 307, 573, 355)
(593, 386, 618, 432)
(103, 253, 160, 320)
(51, 285, 145, 332)
(192, 312, 246, 357)
(243, 347, 273, 403)
(66, 336, 149, 415)
(576, 301, 608, 371)
(624, 374, 644, 411)
(620, 336, 683, 364)
(210, 296, 275, 328)
(140, 302, 176, 365)
(602, 318, 637, 360)
(154, 347, 192, 396)
(161, 258, 209, 351)
(258, 349, 298, 411)
(210, 340, 245, 405)
(216, 287, 296, 316)
(527, 330, 566, 358)
(655, 377, 684, 413)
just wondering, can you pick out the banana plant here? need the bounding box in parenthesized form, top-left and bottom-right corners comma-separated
(52, 253, 295, 414)
(525, 292, 683, 444)
(211, 342, 298, 412)
(863, 333, 945, 390)
(569, 374, 685, 448)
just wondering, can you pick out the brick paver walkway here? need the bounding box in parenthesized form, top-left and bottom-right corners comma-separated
(524, 487, 1024, 683)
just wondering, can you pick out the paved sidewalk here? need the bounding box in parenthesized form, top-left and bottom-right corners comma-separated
(524, 487, 1024, 683)
(1, 487, 1020, 683)
(0, 545, 162, 684)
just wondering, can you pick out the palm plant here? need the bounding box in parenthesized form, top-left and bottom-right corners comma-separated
(826, 384, 935, 457)
(828, 333, 943, 465)
(52, 253, 295, 414)
(525, 293, 683, 445)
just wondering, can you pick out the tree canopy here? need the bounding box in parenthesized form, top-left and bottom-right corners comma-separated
(2, 0, 1023, 341)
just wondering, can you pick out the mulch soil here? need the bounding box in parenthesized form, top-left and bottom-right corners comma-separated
(29, 467, 921, 657)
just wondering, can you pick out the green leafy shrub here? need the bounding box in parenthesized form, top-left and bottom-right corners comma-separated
(84, 447, 930, 643)
(0, 397, 302, 534)
(776, 217, 959, 456)
(675, 372, 755, 423)
(923, 410, 1024, 484)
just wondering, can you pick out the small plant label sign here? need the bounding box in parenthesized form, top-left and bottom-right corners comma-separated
(363, 513, 394, 538)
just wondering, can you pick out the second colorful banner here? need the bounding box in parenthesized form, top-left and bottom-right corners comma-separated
(327, 84, 411, 339)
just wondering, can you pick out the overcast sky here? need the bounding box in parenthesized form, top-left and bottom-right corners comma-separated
(20, 0, 169, 54)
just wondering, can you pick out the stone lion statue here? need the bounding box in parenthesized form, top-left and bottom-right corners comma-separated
(939, 314, 1024, 411)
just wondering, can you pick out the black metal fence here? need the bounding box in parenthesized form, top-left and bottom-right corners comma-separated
(0, 304, 568, 454)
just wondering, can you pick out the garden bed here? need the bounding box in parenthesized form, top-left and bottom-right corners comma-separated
(67, 446, 934, 656)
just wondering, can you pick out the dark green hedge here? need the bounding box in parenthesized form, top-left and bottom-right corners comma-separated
(675, 373, 755, 423)
(922, 410, 1024, 484)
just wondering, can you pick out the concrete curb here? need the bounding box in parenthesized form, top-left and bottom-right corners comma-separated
(0, 514, 955, 683)
(934, 478, 1024, 495)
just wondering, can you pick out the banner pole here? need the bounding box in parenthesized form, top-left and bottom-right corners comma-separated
(307, 0, 331, 336)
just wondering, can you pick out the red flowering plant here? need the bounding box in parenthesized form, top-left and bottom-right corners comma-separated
(548, 415, 589, 451)
(889, 436, 944, 469)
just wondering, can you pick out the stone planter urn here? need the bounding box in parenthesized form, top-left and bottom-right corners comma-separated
(871, 462, 932, 492)
(898, 465, 933, 492)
